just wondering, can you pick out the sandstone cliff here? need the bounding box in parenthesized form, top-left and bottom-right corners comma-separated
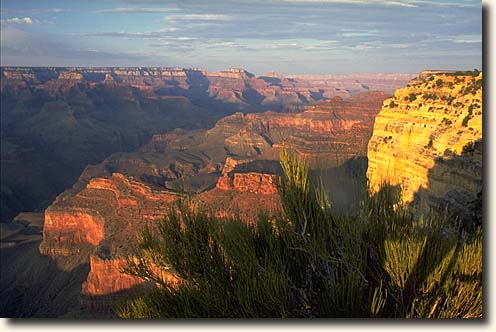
(215, 157, 280, 194)
(40, 173, 178, 256)
(81, 255, 178, 301)
(367, 70, 482, 219)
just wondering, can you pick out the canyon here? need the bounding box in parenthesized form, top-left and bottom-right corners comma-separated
(34, 90, 387, 306)
(0, 68, 482, 318)
(0, 67, 413, 224)
(1, 81, 389, 315)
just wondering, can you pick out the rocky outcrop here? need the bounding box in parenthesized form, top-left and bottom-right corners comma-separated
(58, 71, 84, 80)
(216, 158, 279, 194)
(40, 167, 280, 297)
(40, 173, 178, 256)
(81, 255, 178, 298)
(40, 210, 105, 255)
(231, 173, 278, 194)
(367, 71, 482, 218)
(38, 173, 178, 298)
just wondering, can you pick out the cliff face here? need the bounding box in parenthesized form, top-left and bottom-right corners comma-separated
(39, 172, 179, 299)
(40, 173, 178, 257)
(367, 71, 482, 217)
(216, 157, 279, 194)
(288, 73, 416, 94)
(81, 256, 178, 299)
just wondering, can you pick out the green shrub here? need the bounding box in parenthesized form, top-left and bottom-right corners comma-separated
(389, 100, 398, 108)
(116, 151, 483, 318)
(461, 79, 482, 96)
(423, 94, 438, 101)
(447, 69, 480, 77)
(462, 115, 472, 127)
(442, 118, 453, 126)
(468, 104, 474, 114)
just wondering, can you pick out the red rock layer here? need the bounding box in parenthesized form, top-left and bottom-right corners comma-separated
(40, 210, 104, 255)
(82, 256, 178, 297)
(216, 172, 278, 194)
(41, 170, 281, 297)
(40, 173, 178, 256)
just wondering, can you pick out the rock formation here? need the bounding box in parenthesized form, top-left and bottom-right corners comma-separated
(1, 67, 482, 317)
(367, 70, 482, 219)
(215, 157, 279, 194)
(205, 91, 389, 168)
(81, 255, 179, 302)
(35, 89, 389, 301)
(39, 170, 281, 299)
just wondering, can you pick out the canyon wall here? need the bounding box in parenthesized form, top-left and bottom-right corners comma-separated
(81, 256, 179, 302)
(367, 70, 482, 219)
(288, 73, 416, 94)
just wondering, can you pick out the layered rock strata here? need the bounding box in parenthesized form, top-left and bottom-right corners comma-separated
(81, 256, 178, 299)
(367, 71, 482, 217)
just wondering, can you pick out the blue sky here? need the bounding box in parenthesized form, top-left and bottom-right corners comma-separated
(0, 0, 482, 74)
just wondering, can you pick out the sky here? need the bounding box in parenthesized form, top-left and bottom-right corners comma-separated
(0, 0, 482, 74)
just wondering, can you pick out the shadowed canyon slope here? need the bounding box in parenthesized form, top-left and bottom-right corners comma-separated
(0, 67, 413, 223)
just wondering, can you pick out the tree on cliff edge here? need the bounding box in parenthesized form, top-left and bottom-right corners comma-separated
(116, 151, 482, 318)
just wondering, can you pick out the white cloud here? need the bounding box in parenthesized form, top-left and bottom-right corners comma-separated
(271, 0, 478, 8)
(42, 8, 67, 13)
(448, 35, 482, 44)
(159, 27, 178, 32)
(1, 17, 35, 24)
(166, 14, 232, 21)
(94, 7, 180, 14)
(271, 0, 418, 7)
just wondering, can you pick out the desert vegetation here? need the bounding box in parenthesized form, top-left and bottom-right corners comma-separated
(115, 151, 482, 318)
